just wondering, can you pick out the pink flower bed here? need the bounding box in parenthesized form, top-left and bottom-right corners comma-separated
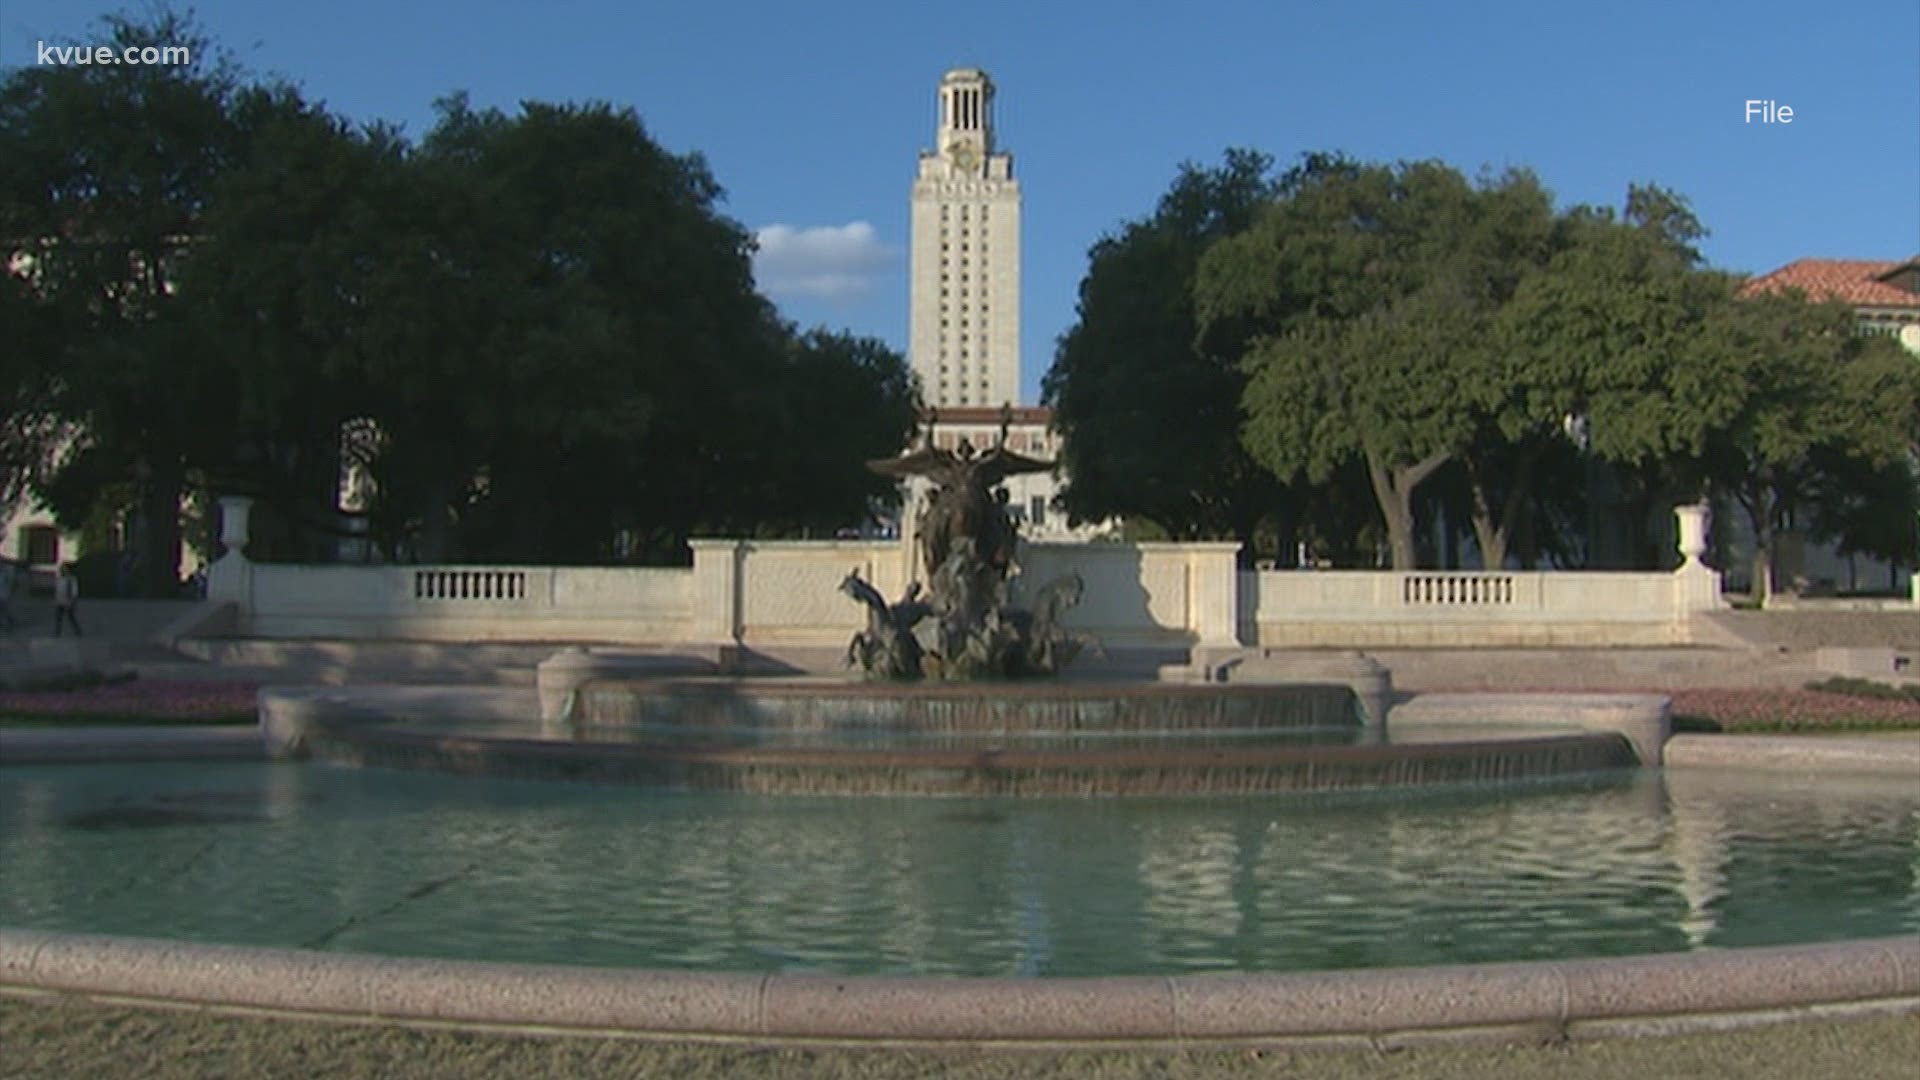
(1428, 686, 1920, 732)
(0, 680, 260, 721)
(1664, 688, 1920, 732)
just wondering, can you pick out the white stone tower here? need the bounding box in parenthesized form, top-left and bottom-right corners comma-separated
(910, 68, 1021, 408)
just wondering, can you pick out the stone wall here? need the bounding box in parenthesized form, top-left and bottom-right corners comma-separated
(1246, 569, 1705, 646)
(202, 498, 1773, 649)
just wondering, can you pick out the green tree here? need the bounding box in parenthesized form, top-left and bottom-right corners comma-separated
(1199, 158, 1554, 568)
(0, 262, 61, 527)
(745, 329, 918, 536)
(1801, 446, 1919, 582)
(0, 9, 239, 593)
(180, 85, 411, 560)
(1042, 149, 1286, 556)
(397, 97, 786, 561)
(1490, 187, 1722, 568)
(1702, 293, 1920, 600)
(342, 97, 912, 563)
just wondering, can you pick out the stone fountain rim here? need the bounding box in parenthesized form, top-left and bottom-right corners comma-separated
(306, 717, 1628, 771)
(266, 682, 1642, 794)
(0, 928, 1913, 1046)
(579, 675, 1392, 701)
(1, 720, 1916, 1043)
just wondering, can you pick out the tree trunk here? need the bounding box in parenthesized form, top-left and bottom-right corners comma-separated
(414, 477, 459, 564)
(136, 459, 185, 597)
(1736, 479, 1775, 607)
(1465, 449, 1537, 572)
(1366, 449, 1450, 570)
(1468, 489, 1506, 572)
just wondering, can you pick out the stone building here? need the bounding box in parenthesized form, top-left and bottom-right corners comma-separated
(909, 68, 1021, 410)
(1741, 257, 1920, 348)
(896, 70, 1112, 545)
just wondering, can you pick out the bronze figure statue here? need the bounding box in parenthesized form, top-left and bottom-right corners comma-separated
(867, 436, 1051, 583)
(839, 572, 931, 681)
(845, 410, 1093, 681)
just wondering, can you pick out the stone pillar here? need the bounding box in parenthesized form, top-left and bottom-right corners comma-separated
(219, 495, 254, 556)
(1217, 650, 1394, 743)
(1670, 503, 1721, 636)
(338, 514, 371, 563)
(1674, 502, 1708, 566)
(688, 539, 743, 644)
(206, 495, 255, 612)
(1190, 544, 1242, 649)
(536, 646, 596, 731)
(537, 648, 718, 730)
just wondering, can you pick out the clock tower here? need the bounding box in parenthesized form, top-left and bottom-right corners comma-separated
(910, 68, 1021, 408)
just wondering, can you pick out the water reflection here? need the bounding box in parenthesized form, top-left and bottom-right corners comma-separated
(0, 763, 1915, 976)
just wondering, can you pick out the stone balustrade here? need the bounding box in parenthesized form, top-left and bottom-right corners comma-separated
(201, 499, 1753, 650)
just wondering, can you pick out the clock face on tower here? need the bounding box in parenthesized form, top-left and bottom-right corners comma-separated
(947, 140, 979, 173)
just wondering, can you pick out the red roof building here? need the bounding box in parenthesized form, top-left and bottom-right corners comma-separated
(1741, 257, 1920, 353)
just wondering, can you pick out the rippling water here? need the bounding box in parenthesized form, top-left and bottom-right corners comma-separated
(1, 762, 1914, 976)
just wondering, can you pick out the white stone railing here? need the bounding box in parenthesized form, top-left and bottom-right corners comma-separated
(1246, 567, 1717, 647)
(413, 568, 527, 601)
(232, 563, 693, 641)
(202, 497, 1740, 649)
(1400, 573, 1514, 605)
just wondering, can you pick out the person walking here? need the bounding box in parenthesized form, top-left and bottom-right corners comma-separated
(53, 562, 82, 637)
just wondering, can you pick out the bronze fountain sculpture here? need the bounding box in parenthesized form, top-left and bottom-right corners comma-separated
(842, 409, 1092, 680)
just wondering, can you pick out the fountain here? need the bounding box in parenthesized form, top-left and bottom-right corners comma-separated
(845, 416, 1091, 680)
(266, 417, 1654, 796)
(11, 417, 1912, 1048)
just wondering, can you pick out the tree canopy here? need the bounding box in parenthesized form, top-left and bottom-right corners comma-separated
(1196, 158, 1561, 568)
(2, 10, 917, 578)
(1041, 149, 1286, 554)
(0, 9, 240, 592)
(1046, 145, 1918, 585)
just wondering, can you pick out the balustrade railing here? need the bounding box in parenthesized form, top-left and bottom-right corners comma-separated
(1400, 574, 1515, 606)
(413, 568, 527, 601)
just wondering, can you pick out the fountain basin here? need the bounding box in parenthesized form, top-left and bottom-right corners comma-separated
(262, 680, 1643, 796)
(0, 752, 1916, 1043)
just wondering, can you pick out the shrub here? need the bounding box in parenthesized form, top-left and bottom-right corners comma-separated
(1669, 687, 1920, 733)
(0, 679, 259, 724)
(1805, 676, 1920, 704)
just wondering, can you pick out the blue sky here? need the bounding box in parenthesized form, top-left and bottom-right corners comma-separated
(5, 1, 1915, 404)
